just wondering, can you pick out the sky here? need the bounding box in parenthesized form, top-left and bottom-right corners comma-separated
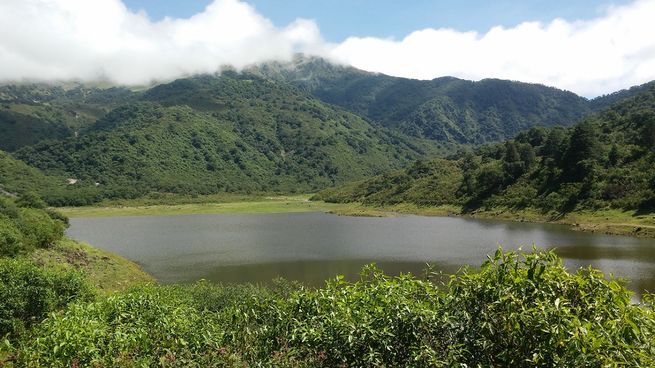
(123, 0, 634, 42)
(0, 0, 654, 97)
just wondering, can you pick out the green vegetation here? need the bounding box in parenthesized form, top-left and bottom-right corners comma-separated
(28, 239, 153, 295)
(14, 74, 438, 206)
(252, 56, 601, 144)
(0, 151, 58, 197)
(0, 259, 93, 338)
(0, 193, 66, 256)
(0, 193, 151, 346)
(1, 249, 651, 367)
(0, 83, 136, 151)
(315, 83, 655, 232)
(2, 59, 654, 209)
(57, 195, 354, 218)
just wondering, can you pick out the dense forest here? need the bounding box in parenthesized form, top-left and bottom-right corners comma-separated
(251, 56, 650, 145)
(11, 74, 437, 205)
(1, 58, 653, 207)
(315, 83, 655, 215)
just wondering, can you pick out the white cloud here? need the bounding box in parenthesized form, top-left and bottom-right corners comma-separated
(0, 0, 654, 96)
(0, 0, 323, 85)
(327, 0, 655, 97)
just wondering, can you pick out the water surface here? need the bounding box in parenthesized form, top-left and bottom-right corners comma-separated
(67, 212, 655, 294)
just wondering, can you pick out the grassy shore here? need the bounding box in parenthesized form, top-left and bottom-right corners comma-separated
(327, 203, 655, 238)
(58, 195, 352, 218)
(57, 194, 655, 238)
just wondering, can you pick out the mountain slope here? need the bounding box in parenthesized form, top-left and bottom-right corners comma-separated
(316, 84, 655, 214)
(15, 74, 438, 202)
(0, 83, 137, 151)
(0, 150, 58, 196)
(250, 56, 593, 144)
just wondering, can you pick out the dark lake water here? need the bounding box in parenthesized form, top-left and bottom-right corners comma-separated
(67, 212, 655, 295)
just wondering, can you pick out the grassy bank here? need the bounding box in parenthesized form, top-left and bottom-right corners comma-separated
(28, 238, 153, 295)
(327, 203, 655, 238)
(57, 195, 352, 218)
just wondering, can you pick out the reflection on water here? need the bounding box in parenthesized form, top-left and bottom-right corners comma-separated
(67, 212, 655, 295)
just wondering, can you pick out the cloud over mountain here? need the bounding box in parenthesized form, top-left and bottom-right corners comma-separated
(329, 0, 655, 97)
(0, 0, 323, 85)
(1, 0, 654, 96)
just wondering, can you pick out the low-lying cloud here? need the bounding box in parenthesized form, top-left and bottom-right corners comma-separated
(1, 0, 654, 97)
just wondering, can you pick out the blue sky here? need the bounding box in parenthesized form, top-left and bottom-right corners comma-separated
(123, 0, 632, 41)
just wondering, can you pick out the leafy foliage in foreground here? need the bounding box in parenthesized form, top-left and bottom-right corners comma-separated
(0, 194, 94, 341)
(316, 83, 655, 214)
(13, 250, 655, 367)
(0, 259, 93, 338)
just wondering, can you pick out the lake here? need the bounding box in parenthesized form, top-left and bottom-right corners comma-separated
(67, 212, 655, 295)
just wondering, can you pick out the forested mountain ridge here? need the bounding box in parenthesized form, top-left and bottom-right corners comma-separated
(14, 74, 438, 204)
(3, 56, 654, 154)
(249, 56, 596, 144)
(0, 83, 137, 151)
(1, 58, 654, 207)
(315, 84, 655, 215)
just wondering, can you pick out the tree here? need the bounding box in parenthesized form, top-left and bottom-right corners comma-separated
(562, 121, 599, 181)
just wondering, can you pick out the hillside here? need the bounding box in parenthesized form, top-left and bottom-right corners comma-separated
(315, 84, 655, 215)
(250, 56, 594, 144)
(0, 83, 137, 151)
(15, 74, 438, 204)
(0, 150, 57, 196)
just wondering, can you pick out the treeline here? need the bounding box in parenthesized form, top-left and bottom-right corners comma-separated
(316, 84, 655, 214)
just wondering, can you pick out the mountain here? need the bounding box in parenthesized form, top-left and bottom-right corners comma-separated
(2, 57, 654, 206)
(315, 84, 655, 214)
(590, 80, 655, 110)
(0, 83, 137, 151)
(15, 74, 439, 204)
(249, 56, 594, 145)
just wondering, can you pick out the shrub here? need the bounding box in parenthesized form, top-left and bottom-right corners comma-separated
(0, 197, 19, 219)
(0, 259, 94, 338)
(445, 249, 655, 367)
(15, 192, 46, 209)
(16, 208, 65, 249)
(15, 250, 655, 367)
(0, 217, 23, 257)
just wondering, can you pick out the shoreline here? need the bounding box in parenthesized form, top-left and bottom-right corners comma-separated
(56, 195, 353, 218)
(56, 195, 655, 239)
(327, 203, 655, 239)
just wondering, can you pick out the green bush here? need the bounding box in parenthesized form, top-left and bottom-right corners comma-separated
(15, 250, 655, 367)
(0, 259, 94, 338)
(446, 249, 655, 367)
(18, 286, 248, 367)
(15, 192, 46, 209)
(0, 217, 23, 257)
(0, 197, 19, 219)
(16, 208, 65, 249)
